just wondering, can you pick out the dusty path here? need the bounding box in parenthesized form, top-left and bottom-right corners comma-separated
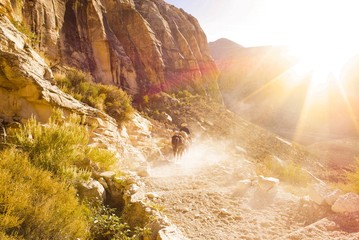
(143, 145, 359, 240)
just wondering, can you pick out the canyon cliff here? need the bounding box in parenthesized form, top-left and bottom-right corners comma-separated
(4, 0, 220, 99)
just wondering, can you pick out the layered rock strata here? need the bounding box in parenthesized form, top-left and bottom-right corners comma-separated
(13, 0, 220, 99)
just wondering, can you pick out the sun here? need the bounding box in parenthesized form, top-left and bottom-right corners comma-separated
(269, 0, 359, 87)
(289, 43, 353, 87)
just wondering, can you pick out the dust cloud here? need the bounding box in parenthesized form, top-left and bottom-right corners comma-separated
(149, 137, 233, 178)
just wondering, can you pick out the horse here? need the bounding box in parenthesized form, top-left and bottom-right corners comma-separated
(171, 131, 189, 159)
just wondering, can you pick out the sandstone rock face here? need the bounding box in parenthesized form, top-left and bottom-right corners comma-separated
(0, 11, 151, 165)
(0, 13, 87, 122)
(16, 0, 220, 99)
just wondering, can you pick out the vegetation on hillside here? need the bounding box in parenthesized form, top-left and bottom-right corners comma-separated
(343, 158, 359, 193)
(54, 68, 134, 126)
(256, 155, 310, 186)
(141, 90, 314, 186)
(0, 110, 148, 239)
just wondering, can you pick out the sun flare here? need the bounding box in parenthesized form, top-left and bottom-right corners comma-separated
(238, 0, 359, 87)
(281, 0, 359, 87)
(289, 45, 351, 87)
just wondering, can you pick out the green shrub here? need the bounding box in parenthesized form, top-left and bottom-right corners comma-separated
(12, 21, 39, 47)
(143, 95, 149, 105)
(100, 85, 134, 124)
(9, 110, 117, 181)
(86, 147, 118, 170)
(0, 148, 90, 239)
(176, 90, 192, 99)
(89, 202, 132, 240)
(11, 114, 88, 176)
(54, 69, 134, 125)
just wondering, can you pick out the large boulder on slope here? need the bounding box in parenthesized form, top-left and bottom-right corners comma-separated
(332, 192, 359, 213)
(78, 180, 106, 202)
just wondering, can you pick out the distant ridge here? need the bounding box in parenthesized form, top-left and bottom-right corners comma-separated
(208, 38, 244, 60)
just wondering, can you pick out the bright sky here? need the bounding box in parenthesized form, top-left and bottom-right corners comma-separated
(165, 0, 359, 49)
(166, 0, 359, 139)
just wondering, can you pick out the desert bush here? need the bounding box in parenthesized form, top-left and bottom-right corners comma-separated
(86, 147, 118, 170)
(11, 113, 88, 176)
(9, 110, 118, 182)
(345, 158, 359, 193)
(257, 156, 310, 186)
(54, 68, 134, 125)
(0, 148, 90, 239)
(175, 90, 192, 99)
(12, 20, 39, 47)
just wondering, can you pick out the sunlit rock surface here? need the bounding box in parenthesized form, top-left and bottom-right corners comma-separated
(16, 0, 220, 99)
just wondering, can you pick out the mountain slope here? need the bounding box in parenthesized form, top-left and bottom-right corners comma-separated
(1, 2, 359, 240)
(208, 38, 244, 60)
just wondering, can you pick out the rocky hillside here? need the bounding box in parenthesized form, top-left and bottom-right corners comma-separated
(209, 38, 359, 144)
(1, 1, 359, 239)
(209, 39, 297, 134)
(3, 0, 220, 100)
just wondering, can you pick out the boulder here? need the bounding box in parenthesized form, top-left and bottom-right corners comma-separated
(136, 165, 151, 177)
(308, 183, 332, 205)
(325, 189, 344, 206)
(332, 192, 359, 213)
(308, 183, 344, 206)
(257, 175, 279, 192)
(146, 192, 160, 200)
(100, 171, 116, 180)
(78, 180, 106, 202)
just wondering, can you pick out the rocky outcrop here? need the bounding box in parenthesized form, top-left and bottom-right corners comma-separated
(0, 11, 158, 167)
(0, 13, 92, 122)
(78, 179, 106, 202)
(14, 0, 220, 99)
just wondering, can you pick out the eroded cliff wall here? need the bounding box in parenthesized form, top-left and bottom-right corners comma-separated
(11, 0, 219, 99)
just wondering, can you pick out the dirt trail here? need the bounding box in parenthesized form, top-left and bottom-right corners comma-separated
(143, 143, 359, 240)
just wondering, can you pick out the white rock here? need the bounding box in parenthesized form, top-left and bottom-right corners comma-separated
(164, 113, 172, 122)
(258, 175, 279, 191)
(325, 189, 344, 206)
(332, 192, 359, 213)
(129, 184, 140, 194)
(308, 183, 331, 205)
